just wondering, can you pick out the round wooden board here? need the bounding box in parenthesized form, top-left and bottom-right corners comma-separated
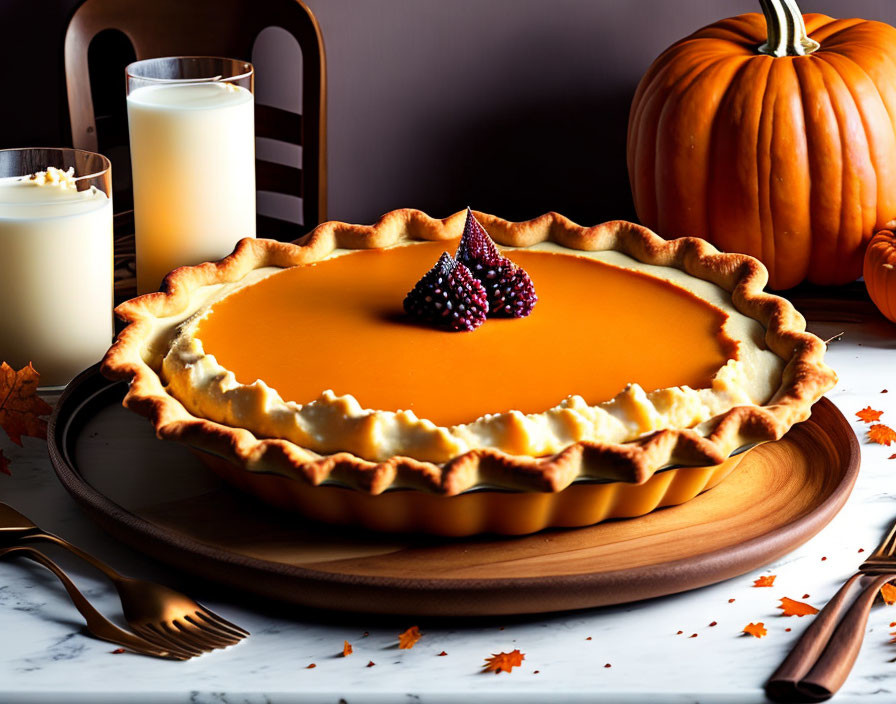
(48, 366, 859, 616)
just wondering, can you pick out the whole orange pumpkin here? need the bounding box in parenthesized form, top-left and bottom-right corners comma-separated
(864, 230, 896, 323)
(628, 0, 896, 289)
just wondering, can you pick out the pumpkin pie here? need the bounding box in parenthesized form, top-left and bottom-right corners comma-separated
(102, 209, 836, 535)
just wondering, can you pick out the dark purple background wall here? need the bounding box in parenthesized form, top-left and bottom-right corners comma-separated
(3, 0, 896, 227)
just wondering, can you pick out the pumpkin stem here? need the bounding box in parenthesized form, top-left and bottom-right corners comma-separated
(757, 0, 820, 57)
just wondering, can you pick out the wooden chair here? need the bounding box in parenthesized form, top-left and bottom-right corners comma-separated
(64, 0, 326, 240)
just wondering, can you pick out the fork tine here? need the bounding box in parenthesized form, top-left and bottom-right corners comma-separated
(189, 611, 248, 640)
(131, 624, 203, 659)
(193, 607, 250, 638)
(162, 620, 225, 653)
(137, 623, 206, 657)
(173, 618, 237, 648)
(182, 616, 243, 645)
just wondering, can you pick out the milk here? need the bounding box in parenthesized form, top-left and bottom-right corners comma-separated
(127, 82, 255, 293)
(0, 172, 113, 386)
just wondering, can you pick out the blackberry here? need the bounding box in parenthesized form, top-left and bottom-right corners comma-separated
(456, 208, 537, 318)
(403, 252, 489, 332)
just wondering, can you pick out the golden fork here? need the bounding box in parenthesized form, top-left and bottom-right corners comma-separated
(766, 517, 896, 702)
(0, 501, 248, 657)
(0, 545, 192, 660)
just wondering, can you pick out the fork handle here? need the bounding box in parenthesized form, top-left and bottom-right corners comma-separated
(799, 573, 896, 700)
(19, 531, 123, 582)
(0, 545, 177, 658)
(765, 572, 864, 701)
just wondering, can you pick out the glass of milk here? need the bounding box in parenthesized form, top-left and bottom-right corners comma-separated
(0, 148, 113, 388)
(126, 57, 256, 294)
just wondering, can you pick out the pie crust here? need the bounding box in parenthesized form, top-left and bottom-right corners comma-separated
(103, 209, 835, 510)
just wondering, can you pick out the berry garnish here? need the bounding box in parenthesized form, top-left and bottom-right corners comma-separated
(456, 208, 537, 318)
(403, 252, 489, 332)
(457, 207, 503, 267)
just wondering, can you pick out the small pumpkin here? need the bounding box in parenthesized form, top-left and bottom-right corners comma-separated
(628, 0, 896, 289)
(864, 230, 896, 323)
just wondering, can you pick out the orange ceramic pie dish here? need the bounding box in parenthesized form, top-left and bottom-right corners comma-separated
(101, 209, 836, 535)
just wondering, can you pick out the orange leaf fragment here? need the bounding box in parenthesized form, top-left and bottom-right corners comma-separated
(779, 597, 819, 617)
(753, 575, 776, 588)
(398, 625, 421, 650)
(342, 641, 353, 657)
(306, 663, 316, 669)
(0, 362, 52, 446)
(743, 622, 767, 638)
(869, 424, 896, 446)
(483, 649, 525, 674)
(857, 407, 885, 423)
(881, 583, 896, 605)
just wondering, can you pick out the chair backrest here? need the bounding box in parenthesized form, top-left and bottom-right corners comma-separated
(64, 0, 327, 239)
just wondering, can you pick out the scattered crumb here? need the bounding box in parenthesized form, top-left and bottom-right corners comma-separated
(438, 651, 448, 656)
(709, 621, 717, 627)
(604, 663, 612, 668)
(802, 594, 810, 599)
(343, 641, 353, 657)
(821, 557, 827, 561)
(728, 599, 736, 603)
(676, 630, 683, 635)
(110, 648, 126, 654)
(362, 632, 369, 638)
(689, 634, 698, 638)
(785, 628, 792, 633)
(367, 661, 375, 667)
(306, 664, 316, 669)
(585, 637, 592, 641)
(859, 548, 866, 553)
(883, 389, 889, 393)
(533, 670, 540, 674)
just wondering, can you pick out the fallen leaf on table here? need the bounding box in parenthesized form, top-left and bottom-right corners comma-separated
(743, 622, 767, 638)
(0, 362, 53, 475)
(398, 626, 421, 649)
(857, 407, 885, 423)
(881, 583, 896, 605)
(753, 575, 776, 587)
(483, 649, 525, 674)
(778, 597, 819, 617)
(869, 424, 896, 446)
(0, 362, 52, 445)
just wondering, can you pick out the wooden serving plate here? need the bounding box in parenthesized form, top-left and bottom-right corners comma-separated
(48, 366, 859, 616)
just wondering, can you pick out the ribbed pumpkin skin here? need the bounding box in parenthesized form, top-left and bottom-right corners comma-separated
(864, 230, 896, 323)
(628, 13, 896, 290)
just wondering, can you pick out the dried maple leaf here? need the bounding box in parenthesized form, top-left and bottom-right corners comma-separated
(869, 424, 896, 446)
(483, 649, 525, 674)
(0, 363, 52, 447)
(778, 597, 819, 617)
(753, 575, 776, 587)
(857, 407, 885, 423)
(882, 583, 896, 606)
(342, 641, 353, 657)
(398, 626, 421, 649)
(743, 622, 767, 638)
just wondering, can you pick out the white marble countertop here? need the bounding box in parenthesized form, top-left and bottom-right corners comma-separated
(2, 310, 896, 703)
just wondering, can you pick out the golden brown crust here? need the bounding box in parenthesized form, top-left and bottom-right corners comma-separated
(101, 209, 836, 496)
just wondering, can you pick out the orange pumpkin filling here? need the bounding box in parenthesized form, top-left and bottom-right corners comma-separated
(195, 241, 739, 427)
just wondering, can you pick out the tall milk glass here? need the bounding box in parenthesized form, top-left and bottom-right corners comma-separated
(126, 57, 255, 293)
